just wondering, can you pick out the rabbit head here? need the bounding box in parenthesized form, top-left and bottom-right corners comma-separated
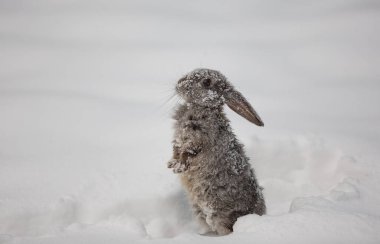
(176, 68, 264, 126)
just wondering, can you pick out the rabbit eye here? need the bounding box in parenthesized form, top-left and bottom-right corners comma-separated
(202, 78, 212, 88)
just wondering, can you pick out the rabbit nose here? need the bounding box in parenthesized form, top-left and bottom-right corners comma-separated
(178, 77, 186, 85)
(177, 77, 189, 89)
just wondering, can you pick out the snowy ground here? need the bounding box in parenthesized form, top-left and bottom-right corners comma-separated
(1, 0, 380, 243)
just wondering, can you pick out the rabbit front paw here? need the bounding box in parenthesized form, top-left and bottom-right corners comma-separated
(173, 162, 188, 173)
(167, 159, 179, 168)
(167, 159, 188, 173)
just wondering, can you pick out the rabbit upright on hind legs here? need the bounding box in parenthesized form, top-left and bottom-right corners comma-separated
(167, 68, 266, 235)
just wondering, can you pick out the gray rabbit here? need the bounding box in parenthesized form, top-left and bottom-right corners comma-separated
(168, 68, 266, 235)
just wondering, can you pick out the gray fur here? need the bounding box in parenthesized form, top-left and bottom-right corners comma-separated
(168, 68, 266, 235)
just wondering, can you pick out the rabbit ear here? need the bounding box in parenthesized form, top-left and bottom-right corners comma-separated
(225, 90, 264, 126)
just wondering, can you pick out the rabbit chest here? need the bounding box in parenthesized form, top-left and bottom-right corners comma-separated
(173, 105, 249, 209)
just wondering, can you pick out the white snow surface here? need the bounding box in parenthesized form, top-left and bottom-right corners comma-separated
(1, 0, 380, 243)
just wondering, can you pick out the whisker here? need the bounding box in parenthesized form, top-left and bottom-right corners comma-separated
(154, 91, 178, 114)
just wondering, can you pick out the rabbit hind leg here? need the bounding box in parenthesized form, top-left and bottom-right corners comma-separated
(193, 204, 212, 234)
(208, 214, 233, 235)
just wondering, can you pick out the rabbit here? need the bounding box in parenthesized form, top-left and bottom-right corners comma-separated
(167, 68, 266, 235)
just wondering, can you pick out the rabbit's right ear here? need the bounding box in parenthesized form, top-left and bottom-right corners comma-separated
(225, 89, 264, 127)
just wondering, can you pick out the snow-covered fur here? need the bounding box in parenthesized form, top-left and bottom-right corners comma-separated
(168, 68, 266, 235)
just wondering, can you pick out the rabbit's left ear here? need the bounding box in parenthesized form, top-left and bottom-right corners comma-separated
(225, 89, 264, 126)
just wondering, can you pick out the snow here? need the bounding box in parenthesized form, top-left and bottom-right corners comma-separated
(202, 90, 218, 102)
(1, 0, 380, 243)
